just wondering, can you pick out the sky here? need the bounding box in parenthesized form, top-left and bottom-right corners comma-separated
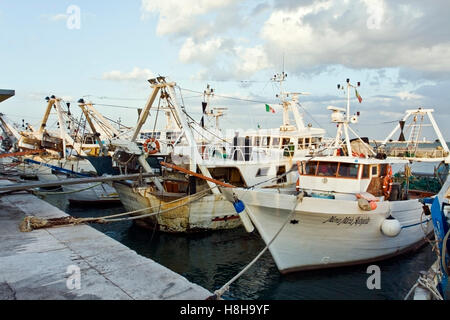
(0, 0, 449, 141)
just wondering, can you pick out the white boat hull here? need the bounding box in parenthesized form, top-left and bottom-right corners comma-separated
(63, 182, 120, 205)
(114, 182, 242, 232)
(222, 188, 433, 273)
(17, 157, 121, 204)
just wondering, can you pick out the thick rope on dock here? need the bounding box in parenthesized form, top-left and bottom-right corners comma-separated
(19, 216, 107, 232)
(19, 186, 215, 232)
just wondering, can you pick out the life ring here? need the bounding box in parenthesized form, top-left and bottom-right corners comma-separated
(382, 165, 393, 199)
(143, 138, 160, 155)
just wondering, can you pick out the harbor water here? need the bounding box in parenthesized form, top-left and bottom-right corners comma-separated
(43, 190, 436, 300)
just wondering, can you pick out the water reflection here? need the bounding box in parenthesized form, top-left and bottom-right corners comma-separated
(42, 193, 436, 300)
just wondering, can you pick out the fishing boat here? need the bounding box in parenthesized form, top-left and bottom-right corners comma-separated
(188, 72, 327, 189)
(11, 96, 120, 205)
(109, 74, 328, 232)
(381, 108, 450, 163)
(221, 79, 450, 273)
(109, 77, 241, 232)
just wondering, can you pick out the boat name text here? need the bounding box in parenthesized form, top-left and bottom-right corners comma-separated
(323, 216, 370, 226)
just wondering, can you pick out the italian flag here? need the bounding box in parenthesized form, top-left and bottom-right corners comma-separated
(355, 89, 363, 103)
(265, 104, 275, 113)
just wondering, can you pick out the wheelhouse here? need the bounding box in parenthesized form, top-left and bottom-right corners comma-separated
(297, 157, 399, 199)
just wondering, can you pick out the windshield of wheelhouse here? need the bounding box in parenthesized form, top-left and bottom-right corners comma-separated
(300, 161, 364, 194)
(303, 161, 360, 178)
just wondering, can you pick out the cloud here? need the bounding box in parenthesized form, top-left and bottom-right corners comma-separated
(140, 0, 450, 137)
(234, 45, 271, 76)
(144, 0, 450, 80)
(101, 67, 154, 82)
(141, 0, 271, 79)
(260, 0, 450, 76)
(179, 37, 229, 65)
(396, 91, 423, 101)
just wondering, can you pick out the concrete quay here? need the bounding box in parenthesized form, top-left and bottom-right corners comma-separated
(0, 185, 211, 300)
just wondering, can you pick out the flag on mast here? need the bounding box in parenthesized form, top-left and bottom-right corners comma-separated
(355, 89, 363, 103)
(265, 104, 275, 113)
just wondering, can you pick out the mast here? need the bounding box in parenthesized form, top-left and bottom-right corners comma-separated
(81, 101, 122, 139)
(54, 98, 79, 158)
(77, 99, 106, 156)
(0, 113, 21, 142)
(271, 71, 309, 132)
(335, 78, 362, 156)
(131, 81, 162, 142)
(165, 80, 220, 194)
(38, 96, 56, 135)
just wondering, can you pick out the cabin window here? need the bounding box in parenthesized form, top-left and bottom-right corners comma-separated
(262, 136, 270, 147)
(305, 161, 318, 175)
(276, 166, 287, 183)
(311, 137, 321, 147)
(298, 138, 304, 149)
(317, 162, 338, 177)
(256, 167, 269, 177)
(338, 163, 360, 178)
(380, 164, 388, 176)
(272, 137, 280, 148)
(255, 136, 261, 147)
(142, 132, 161, 139)
(362, 165, 370, 179)
(209, 167, 247, 188)
(166, 131, 179, 141)
(371, 165, 378, 176)
(281, 138, 290, 149)
(305, 137, 310, 148)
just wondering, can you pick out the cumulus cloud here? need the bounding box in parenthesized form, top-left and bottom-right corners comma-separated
(141, 0, 240, 38)
(261, 0, 450, 76)
(140, 0, 450, 137)
(234, 45, 271, 75)
(141, 0, 270, 79)
(101, 67, 154, 82)
(179, 37, 229, 65)
(143, 0, 450, 80)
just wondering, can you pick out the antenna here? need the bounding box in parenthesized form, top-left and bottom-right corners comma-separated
(336, 78, 361, 123)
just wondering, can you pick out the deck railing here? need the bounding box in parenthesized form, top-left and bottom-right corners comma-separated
(388, 147, 448, 159)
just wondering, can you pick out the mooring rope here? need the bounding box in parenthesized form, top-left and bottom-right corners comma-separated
(19, 185, 217, 232)
(207, 192, 304, 300)
(404, 275, 444, 300)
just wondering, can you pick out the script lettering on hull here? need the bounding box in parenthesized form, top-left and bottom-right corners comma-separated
(323, 215, 370, 226)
